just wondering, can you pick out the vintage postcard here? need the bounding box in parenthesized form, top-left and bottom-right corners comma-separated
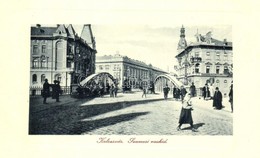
(1, 0, 259, 158)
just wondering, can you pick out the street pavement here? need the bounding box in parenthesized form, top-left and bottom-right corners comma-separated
(29, 91, 233, 135)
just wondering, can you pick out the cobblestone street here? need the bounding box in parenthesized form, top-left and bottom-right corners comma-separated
(29, 91, 233, 135)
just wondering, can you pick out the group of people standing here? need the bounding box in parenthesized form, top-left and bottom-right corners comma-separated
(202, 83, 215, 100)
(42, 79, 61, 104)
(163, 84, 188, 101)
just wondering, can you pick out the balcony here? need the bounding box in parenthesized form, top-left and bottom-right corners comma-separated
(67, 53, 74, 61)
(190, 57, 202, 64)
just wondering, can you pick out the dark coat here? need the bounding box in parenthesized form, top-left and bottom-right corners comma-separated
(202, 86, 210, 98)
(190, 85, 196, 97)
(229, 85, 233, 103)
(163, 86, 170, 94)
(180, 88, 187, 97)
(213, 91, 223, 109)
(52, 84, 61, 99)
(42, 82, 50, 98)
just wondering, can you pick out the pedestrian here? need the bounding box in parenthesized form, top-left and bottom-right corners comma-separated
(180, 85, 187, 101)
(163, 84, 170, 100)
(110, 84, 114, 97)
(177, 93, 197, 132)
(114, 84, 118, 97)
(52, 80, 61, 102)
(173, 85, 177, 99)
(213, 87, 223, 110)
(150, 83, 155, 94)
(142, 86, 147, 98)
(189, 82, 196, 97)
(42, 79, 50, 104)
(229, 82, 233, 113)
(202, 84, 210, 100)
(209, 83, 215, 99)
(106, 82, 110, 94)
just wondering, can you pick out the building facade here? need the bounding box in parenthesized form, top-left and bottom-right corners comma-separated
(175, 26, 233, 96)
(30, 24, 96, 91)
(95, 54, 167, 88)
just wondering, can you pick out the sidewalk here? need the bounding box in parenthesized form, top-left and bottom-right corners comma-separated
(191, 96, 232, 113)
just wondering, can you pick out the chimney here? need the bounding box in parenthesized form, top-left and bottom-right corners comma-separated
(223, 39, 228, 45)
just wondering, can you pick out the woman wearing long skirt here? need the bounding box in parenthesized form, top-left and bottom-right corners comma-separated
(177, 93, 197, 132)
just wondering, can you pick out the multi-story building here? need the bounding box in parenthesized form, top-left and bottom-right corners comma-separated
(175, 26, 233, 96)
(95, 54, 167, 88)
(30, 24, 96, 92)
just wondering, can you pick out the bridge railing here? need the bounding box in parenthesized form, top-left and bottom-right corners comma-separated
(29, 86, 71, 97)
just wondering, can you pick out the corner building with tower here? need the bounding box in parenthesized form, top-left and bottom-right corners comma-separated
(175, 26, 233, 96)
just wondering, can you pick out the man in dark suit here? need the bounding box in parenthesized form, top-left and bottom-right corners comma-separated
(42, 79, 50, 104)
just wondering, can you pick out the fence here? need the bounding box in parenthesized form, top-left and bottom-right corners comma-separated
(30, 86, 71, 96)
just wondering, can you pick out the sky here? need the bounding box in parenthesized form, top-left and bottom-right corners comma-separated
(73, 24, 232, 72)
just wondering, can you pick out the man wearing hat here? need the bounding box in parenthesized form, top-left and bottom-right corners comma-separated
(42, 79, 50, 104)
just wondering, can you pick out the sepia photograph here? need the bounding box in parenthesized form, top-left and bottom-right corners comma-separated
(29, 24, 233, 135)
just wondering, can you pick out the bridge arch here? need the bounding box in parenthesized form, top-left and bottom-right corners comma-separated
(79, 72, 117, 88)
(154, 74, 183, 92)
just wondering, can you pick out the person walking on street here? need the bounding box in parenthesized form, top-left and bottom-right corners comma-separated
(42, 79, 50, 104)
(52, 80, 61, 102)
(163, 84, 170, 100)
(142, 86, 147, 98)
(229, 82, 233, 113)
(213, 87, 223, 110)
(110, 84, 114, 97)
(180, 85, 187, 101)
(177, 93, 197, 132)
(114, 84, 118, 97)
(189, 82, 196, 97)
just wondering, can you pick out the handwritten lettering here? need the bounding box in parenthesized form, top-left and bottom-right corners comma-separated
(97, 137, 123, 143)
(128, 138, 149, 143)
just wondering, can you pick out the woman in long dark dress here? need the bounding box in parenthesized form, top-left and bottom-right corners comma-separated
(213, 87, 223, 110)
(177, 93, 197, 132)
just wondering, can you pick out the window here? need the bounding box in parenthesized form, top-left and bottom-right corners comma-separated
(41, 74, 46, 82)
(33, 59, 39, 68)
(67, 61, 71, 68)
(41, 59, 46, 68)
(195, 63, 200, 73)
(206, 66, 210, 73)
(224, 66, 229, 74)
(216, 52, 220, 60)
(105, 65, 110, 70)
(206, 52, 210, 60)
(195, 52, 200, 57)
(33, 45, 38, 54)
(55, 74, 62, 82)
(32, 74, 37, 82)
(99, 65, 103, 70)
(216, 66, 220, 74)
(42, 45, 46, 53)
(224, 52, 228, 60)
